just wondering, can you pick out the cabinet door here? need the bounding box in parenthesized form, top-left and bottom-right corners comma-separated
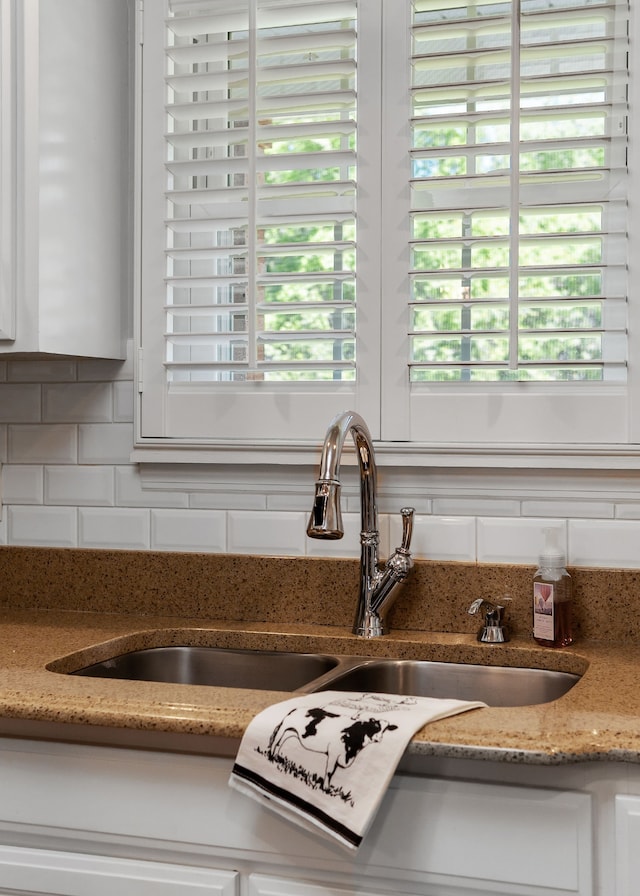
(0, 845, 238, 896)
(248, 874, 418, 896)
(248, 872, 524, 896)
(615, 795, 640, 896)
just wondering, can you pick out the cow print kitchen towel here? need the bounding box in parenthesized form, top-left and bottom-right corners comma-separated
(229, 691, 485, 851)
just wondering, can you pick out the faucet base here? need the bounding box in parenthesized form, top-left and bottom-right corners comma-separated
(352, 614, 387, 639)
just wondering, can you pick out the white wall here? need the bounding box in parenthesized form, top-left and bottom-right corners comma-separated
(1, 341, 640, 568)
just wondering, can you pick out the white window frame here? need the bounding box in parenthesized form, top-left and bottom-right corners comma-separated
(133, 0, 640, 470)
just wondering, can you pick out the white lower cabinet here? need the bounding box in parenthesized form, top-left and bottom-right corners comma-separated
(0, 739, 596, 896)
(0, 847, 238, 895)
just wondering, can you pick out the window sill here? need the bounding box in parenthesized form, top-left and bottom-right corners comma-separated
(131, 439, 640, 471)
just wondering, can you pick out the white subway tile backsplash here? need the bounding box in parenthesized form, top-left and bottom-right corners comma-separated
(393, 514, 476, 562)
(3, 465, 44, 504)
(305, 512, 363, 558)
(522, 500, 614, 519)
(304, 513, 393, 558)
(432, 497, 520, 517)
(77, 340, 134, 383)
(8, 506, 77, 547)
(151, 509, 226, 552)
(267, 493, 314, 512)
(191, 491, 267, 511)
(43, 383, 113, 423)
(79, 508, 150, 550)
(113, 381, 134, 423)
(477, 518, 565, 564)
(115, 466, 188, 508)
(45, 466, 114, 506)
(3, 356, 640, 564)
(77, 353, 133, 383)
(377, 495, 431, 515)
(8, 360, 76, 383)
(568, 519, 640, 568)
(78, 423, 133, 464)
(615, 503, 640, 520)
(0, 385, 41, 423)
(378, 514, 392, 558)
(228, 510, 307, 555)
(344, 493, 366, 514)
(8, 425, 77, 464)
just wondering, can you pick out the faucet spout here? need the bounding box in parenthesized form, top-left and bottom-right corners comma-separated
(307, 410, 414, 638)
(308, 481, 343, 539)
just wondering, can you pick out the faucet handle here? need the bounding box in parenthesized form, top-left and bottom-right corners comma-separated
(398, 507, 415, 553)
(375, 508, 415, 613)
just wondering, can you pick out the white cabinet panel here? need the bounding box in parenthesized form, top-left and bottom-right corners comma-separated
(4, 0, 128, 359)
(615, 795, 640, 896)
(0, 845, 238, 896)
(367, 776, 591, 893)
(248, 873, 419, 896)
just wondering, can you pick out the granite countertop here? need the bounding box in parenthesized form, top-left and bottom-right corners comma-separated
(1, 605, 639, 765)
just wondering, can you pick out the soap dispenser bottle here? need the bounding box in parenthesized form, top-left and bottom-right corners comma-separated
(533, 528, 573, 648)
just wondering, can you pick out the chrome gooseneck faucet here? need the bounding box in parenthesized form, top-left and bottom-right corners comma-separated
(307, 410, 415, 638)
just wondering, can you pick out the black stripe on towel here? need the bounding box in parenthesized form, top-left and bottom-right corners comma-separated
(231, 762, 362, 849)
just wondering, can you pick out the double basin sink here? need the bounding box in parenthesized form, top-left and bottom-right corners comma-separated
(68, 644, 582, 707)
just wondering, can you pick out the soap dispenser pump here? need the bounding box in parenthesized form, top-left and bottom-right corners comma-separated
(533, 528, 573, 648)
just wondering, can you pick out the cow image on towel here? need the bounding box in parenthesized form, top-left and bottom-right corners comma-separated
(265, 695, 406, 793)
(230, 690, 486, 850)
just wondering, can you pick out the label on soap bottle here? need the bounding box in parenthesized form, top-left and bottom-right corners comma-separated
(533, 581, 554, 641)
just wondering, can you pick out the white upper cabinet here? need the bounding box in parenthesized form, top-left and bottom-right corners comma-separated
(0, 0, 15, 342)
(0, 0, 129, 359)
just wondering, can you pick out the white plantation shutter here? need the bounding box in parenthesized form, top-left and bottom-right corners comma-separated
(165, 0, 357, 380)
(138, 0, 632, 452)
(139, 0, 369, 441)
(409, 0, 628, 382)
(382, 0, 631, 444)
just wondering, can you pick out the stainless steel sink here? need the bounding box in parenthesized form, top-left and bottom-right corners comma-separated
(310, 659, 581, 707)
(69, 645, 582, 706)
(72, 646, 340, 692)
